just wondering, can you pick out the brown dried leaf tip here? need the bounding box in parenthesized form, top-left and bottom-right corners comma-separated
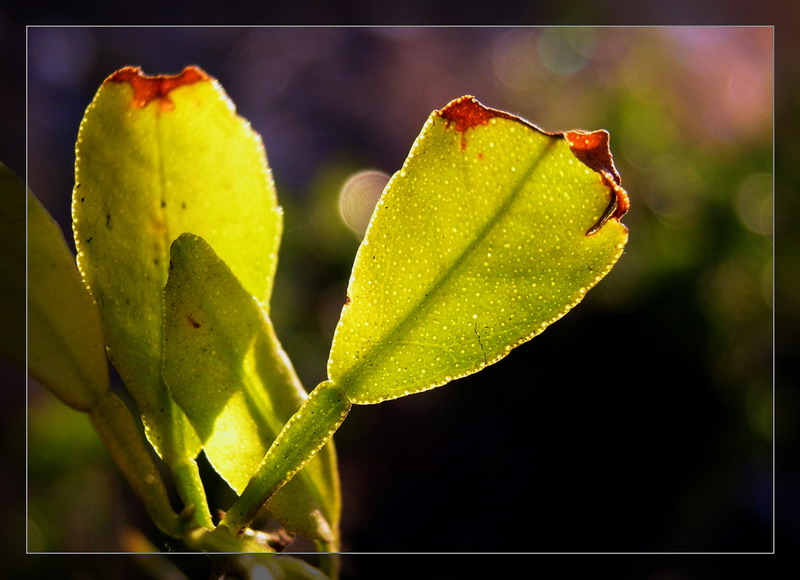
(107, 66, 209, 111)
(438, 96, 514, 132)
(564, 130, 630, 234)
(437, 97, 630, 233)
(437, 96, 518, 151)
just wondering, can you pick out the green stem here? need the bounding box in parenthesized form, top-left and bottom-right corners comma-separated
(217, 380, 351, 535)
(170, 455, 214, 530)
(315, 548, 341, 579)
(89, 392, 182, 537)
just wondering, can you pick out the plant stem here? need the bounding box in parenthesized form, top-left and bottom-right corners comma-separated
(170, 455, 214, 530)
(315, 548, 341, 579)
(90, 392, 182, 537)
(217, 380, 351, 535)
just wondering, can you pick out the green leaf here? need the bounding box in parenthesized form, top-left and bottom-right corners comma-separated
(72, 66, 282, 465)
(27, 188, 109, 411)
(328, 96, 629, 403)
(216, 97, 630, 537)
(163, 233, 340, 545)
(0, 164, 27, 367)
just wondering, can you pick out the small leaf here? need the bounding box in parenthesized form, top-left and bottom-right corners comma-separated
(163, 233, 340, 545)
(72, 67, 282, 461)
(328, 96, 629, 403)
(27, 188, 109, 411)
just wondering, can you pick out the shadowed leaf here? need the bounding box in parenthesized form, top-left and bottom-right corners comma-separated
(163, 233, 340, 546)
(27, 187, 109, 411)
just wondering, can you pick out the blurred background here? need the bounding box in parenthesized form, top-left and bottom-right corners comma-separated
(18, 25, 782, 578)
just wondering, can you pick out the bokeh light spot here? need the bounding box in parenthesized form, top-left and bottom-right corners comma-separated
(339, 170, 390, 237)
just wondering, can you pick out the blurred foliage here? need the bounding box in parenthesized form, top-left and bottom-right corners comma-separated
(24, 26, 775, 574)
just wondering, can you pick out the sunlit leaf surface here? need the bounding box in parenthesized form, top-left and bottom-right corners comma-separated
(329, 96, 629, 403)
(72, 67, 282, 459)
(164, 233, 340, 545)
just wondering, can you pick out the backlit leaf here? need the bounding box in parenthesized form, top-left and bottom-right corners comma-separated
(218, 96, 630, 537)
(72, 67, 282, 461)
(328, 96, 629, 403)
(163, 233, 340, 545)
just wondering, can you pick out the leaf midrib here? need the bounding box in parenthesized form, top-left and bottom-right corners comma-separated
(338, 132, 559, 398)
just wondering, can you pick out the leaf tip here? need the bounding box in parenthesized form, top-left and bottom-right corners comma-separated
(563, 130, 618, 182)
(564, 130, 630, 233)
(436, 95, 516, 133)
(107, 65, 210, 110)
